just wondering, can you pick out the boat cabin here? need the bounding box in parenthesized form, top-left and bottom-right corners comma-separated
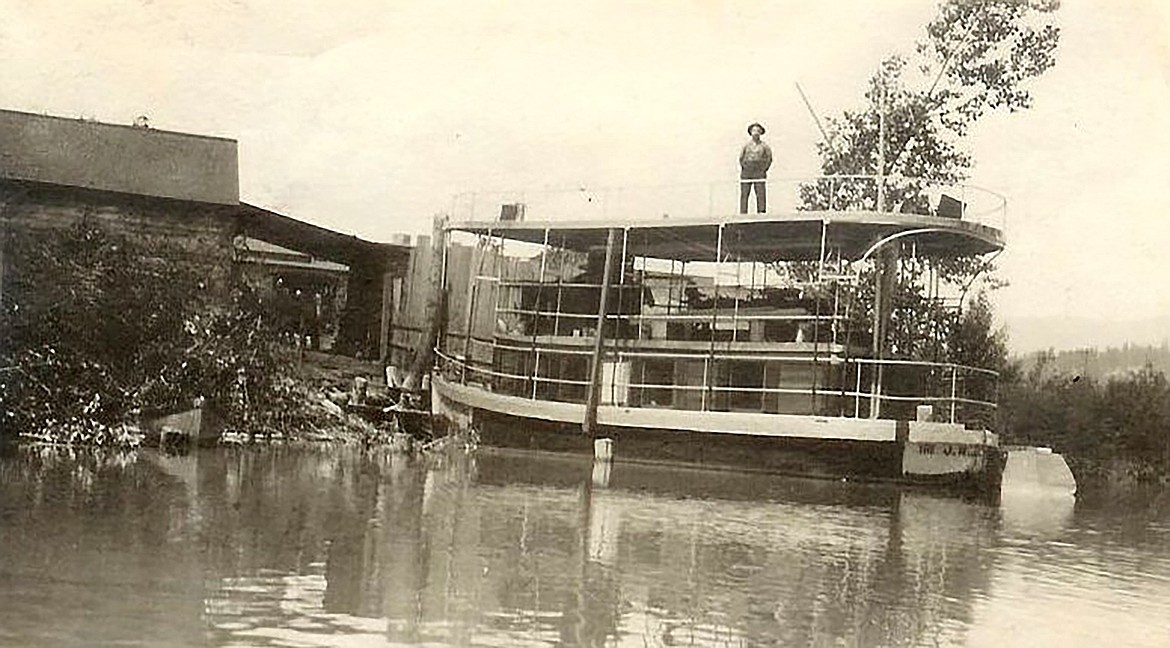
(428, 177, 1005, 430)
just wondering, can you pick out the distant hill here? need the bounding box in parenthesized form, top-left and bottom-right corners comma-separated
(1003, 315, 1170, 354)
(1013, 342, 1170, 381)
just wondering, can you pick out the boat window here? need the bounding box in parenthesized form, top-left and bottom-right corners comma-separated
(728, 361, 765, 412)
(555, 355, 588, 404)
(493, 348, 530, 397)
(634, 360, 674, 409)
(673, 360, 705, 411)
(763, 319, 800, 343)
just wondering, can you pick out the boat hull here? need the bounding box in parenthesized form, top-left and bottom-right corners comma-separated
(432, 375, 1004, 495)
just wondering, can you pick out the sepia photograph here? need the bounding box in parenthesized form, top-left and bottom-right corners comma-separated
(1, 1, 1169, 646)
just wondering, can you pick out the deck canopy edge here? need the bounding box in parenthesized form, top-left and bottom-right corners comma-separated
(447, 211, 1004, 262)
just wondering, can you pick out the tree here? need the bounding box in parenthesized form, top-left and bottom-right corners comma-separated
(804, 0, 1060, 194)
(795, 0, 1060, 368)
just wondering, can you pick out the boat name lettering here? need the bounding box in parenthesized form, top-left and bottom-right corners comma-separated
(915, 443, 982, 457)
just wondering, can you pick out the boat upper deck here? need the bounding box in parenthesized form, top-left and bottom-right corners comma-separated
(451, 211, 1003, 261)
(447, 176, 1006, 261)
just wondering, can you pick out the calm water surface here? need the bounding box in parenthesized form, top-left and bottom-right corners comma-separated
(1, 444, 1169, 647)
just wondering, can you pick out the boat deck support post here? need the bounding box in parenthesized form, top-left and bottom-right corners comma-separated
(584, 227, 618, 438)
(869, 244, 899, 418)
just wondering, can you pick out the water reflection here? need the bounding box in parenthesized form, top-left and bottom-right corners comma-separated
(3, 445, 1170, 647)
(203, 449, 1001, 647)
(0, 445, 205, 647)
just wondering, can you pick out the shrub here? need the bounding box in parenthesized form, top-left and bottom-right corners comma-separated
(1000, 359, 1170, 483)
(1, 219, 299, 442)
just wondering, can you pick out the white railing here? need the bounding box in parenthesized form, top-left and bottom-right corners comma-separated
(450, 176, 1007, 232)
(434, 344, 998, 427)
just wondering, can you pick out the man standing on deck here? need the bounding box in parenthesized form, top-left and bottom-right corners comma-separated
(739, 122, 772, 214)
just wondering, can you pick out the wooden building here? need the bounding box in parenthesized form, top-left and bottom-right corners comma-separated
(0, 108, 410, 360)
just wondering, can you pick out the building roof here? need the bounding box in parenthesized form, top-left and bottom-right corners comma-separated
(0, 109, 239, 205)
(234, 236, 350, 273)
(237, 202, 410, 266)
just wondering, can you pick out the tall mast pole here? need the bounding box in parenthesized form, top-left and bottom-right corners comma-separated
(877, 75, 886, 212)
(871, 74, 889, 417)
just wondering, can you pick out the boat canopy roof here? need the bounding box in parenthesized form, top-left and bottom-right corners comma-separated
(448, 211, 1004, 262)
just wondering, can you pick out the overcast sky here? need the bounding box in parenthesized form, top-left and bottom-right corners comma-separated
(2, 0, 1168, 348)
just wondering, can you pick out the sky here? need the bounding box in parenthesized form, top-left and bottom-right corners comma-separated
(2, 0, 1168, 350)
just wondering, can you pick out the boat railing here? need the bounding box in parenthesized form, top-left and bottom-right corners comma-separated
(434, 346, 998, 428)
(494, 311, 847, 322)
(450, 176, 1006, 231)
(844, 358, 998, 427)
(493, 277, 851, 341)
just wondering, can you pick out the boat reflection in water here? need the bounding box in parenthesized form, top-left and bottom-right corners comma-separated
(196, 446, 1024, 647)
(6, 437, 1158, 647)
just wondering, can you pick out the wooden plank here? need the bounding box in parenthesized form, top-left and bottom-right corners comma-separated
(404, 217, 445, 390)
(378, 265, 394, 363)
(390, 235, 432, 372)
(388, 277, 404, 367)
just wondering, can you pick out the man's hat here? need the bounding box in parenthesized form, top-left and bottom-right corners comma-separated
(747, 122, 766, 135)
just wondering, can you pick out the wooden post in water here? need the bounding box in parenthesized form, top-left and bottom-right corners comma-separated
(0, 218, 5, 307)
(403, 214, 448, 392)
(378, 255, 395, 363)
(583, 228, 618, 438)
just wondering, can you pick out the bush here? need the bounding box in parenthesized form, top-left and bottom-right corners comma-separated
(1, 219, 301, 442)
(1000, 359, 1170, 483)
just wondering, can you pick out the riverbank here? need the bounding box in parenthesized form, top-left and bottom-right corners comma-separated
(999, 363, 1170, 487)
(0, 219, 423, 448)
(5, 349, 428, 450)
(1065, 456, 1170, 490)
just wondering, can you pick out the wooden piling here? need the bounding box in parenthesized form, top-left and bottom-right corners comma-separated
(378, 261, 395, 363)
(403, 214, 448, 392)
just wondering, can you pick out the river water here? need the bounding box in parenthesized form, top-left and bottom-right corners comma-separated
(1, 445, 1168, 647)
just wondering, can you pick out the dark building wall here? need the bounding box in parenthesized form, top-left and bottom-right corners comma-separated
(334, 249, 410, 360)
(0, 181, 239, 297)
(336, 261, 379, 358)
(0, 109, 239, 205)
(0, 107, 412, 362)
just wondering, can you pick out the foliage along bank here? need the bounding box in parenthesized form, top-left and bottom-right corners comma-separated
(999, 359, 1170, 485)
(0, 219, 361, 445)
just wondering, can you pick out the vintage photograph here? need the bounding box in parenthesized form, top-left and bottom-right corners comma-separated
(1, 1, 1169, 646)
